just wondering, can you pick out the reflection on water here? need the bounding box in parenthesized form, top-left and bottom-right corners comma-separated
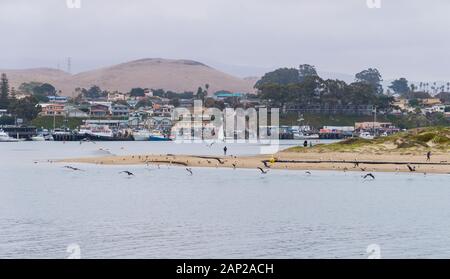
(0, 141, 449, 258)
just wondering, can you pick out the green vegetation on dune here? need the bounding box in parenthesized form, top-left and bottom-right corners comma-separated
(287, 127, 450, 153)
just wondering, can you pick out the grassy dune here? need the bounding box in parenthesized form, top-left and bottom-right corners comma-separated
(287, 127, 450, 154)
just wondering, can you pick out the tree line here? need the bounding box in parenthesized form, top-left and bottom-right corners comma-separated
(255, 65, 392, 112)
(0, 73, 41, 123)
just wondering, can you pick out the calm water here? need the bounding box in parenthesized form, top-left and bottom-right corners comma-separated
(0, 141, 449, 259)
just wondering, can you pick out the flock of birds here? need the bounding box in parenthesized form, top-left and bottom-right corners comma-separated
(62, 158, 424, 180)
(58, 142, 433, 181)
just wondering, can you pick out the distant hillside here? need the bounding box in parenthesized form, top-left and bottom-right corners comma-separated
(1, 68, 70, 91)
(1, 58, 257, 96)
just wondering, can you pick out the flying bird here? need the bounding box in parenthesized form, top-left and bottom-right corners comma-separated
(80, 138, 96, 144)
(305, 171, 312, 175)
(257, 167, 269, 174)
(186, 168, 193, 176)
(232, 163, 237, 170)
(120, 171, 135, 176)
(64, 166, 84, 171)
(407, 165, 416, 172)
(363, 173, 375, 180)
(262, 161, 271, 168)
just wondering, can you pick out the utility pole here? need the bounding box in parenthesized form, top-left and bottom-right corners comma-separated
(67, 57, 72, 74)
(372, 106, 377, 136)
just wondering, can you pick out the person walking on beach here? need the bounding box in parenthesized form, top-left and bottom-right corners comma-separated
(427, 151, 431, 162)
(223, 146, 228, 156)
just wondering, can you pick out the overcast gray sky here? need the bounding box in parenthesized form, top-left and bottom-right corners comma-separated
(1, 0, 449, 81)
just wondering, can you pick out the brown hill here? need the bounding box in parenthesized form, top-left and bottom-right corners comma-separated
(1, 58, 257, 97)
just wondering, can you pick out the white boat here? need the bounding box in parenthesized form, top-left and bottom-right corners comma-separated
(32, 133, 54, 141)
(359, 132, 375, 140)
(79, 125, 114, 139)
(31, 134, 46, 141)
(149, 130, 171, 141)
(293, 132, 320, 140)
(0, 129, 23, 142)
(133, 129, 152, 141)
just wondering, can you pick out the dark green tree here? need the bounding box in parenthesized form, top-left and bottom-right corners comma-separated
(355, 68, 383, 94)
(130, 87, 146, 97)
(299, 64, 318, 82)
(0, 73, 10, 109)
(84, 86, 103, 99)
(196, 86, 206, 101)
(255, 68, 300, 89)
(8, 96, 41, 121)
(389, 78, 410, 96)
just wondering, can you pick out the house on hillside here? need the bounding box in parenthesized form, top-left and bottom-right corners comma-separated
(423, 105, 446, 114)
(213, 91, 245, 100)
(421, 98, 442, 106)
(111, 104, 129, 117)
(64, 106, 89, 118)
(48, 96, 68, 104)
(39, 103, 65, 116)
(108, 91, 128, 102)
(0, 109, 10, 117)
(148, 116, 173, 130)
(89, 104, 110, 117)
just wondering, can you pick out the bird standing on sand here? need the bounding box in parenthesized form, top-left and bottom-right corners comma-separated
(186, 168, 193, 176)
(120, 171, 134, 176)
(363, 173, 375, 180)
(257, 167, 269, 174)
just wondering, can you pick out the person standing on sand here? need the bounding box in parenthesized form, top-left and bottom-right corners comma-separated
(427, 151, 431, 162)
(223, 146, 228, 156)
(303, 140, 308, 148)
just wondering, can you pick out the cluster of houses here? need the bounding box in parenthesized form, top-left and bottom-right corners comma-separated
(392, 96, 449, 117)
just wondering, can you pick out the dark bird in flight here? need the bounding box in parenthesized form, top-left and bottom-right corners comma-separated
(120, 171, 134, 176)
(354, 162, 360, 168)
(232, 163, 237, 170)
(80, 138, 96, 144)
(360, 167, 367, 172)
(64, 166, 84, 171)
(407, 165, 416, 172)
(186, 168, 193, 176)
(305, 171, 312, 175)
(262, 161, 271, 168)
(257, 167, 269, 174)
(363, 173, 375, 180)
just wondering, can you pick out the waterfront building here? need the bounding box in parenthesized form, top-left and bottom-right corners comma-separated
(89, 104, 110, 117)
(39, 103, 65, 116)
(111, 104, 130, 117)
